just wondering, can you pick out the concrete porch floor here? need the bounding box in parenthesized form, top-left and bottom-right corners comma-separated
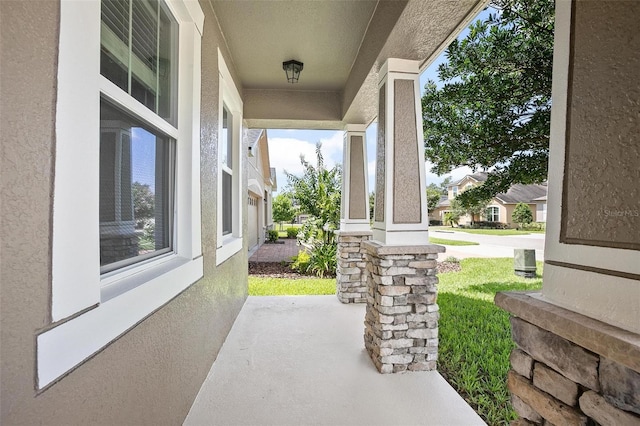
(184, 296, 485, 425)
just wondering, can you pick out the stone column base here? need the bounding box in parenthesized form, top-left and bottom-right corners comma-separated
(336, 231, 372, 304)
(496, 292, 640, 425)
(362, 240, 445, 373)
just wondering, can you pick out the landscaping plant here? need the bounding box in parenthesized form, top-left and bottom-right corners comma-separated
(511, 202, 534, 229)
(267, 229, 279, 243)
(285, 143, 341, 277)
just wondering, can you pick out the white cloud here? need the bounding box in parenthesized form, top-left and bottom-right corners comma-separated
(269, 132, 342, 193)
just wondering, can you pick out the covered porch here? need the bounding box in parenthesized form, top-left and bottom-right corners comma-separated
(185, 296, 484, 425)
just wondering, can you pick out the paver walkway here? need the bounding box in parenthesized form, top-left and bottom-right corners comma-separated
(249, 238, 300, 263)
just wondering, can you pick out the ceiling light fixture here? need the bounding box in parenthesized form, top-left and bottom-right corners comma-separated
(282, 60, 304, 83)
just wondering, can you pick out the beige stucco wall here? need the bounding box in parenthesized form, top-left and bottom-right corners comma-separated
(543, 0, 639, 334)
(0, 1, 248, 424)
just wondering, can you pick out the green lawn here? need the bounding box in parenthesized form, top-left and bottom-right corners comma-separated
(249, 276, 335, 295)
(437, 258, 542, 425)
(429, 237, 479, 246)
(432, 226, 540, 236)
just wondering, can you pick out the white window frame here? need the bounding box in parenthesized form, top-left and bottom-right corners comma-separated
(486, 205, 500, 222)
(37, 0, 204, 390)
(452, 186, 458, 197)
(216, 49, 243, 265)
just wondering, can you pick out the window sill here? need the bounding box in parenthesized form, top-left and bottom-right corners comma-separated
(37, 256, 203, 389)
(216, 236, 243, 265)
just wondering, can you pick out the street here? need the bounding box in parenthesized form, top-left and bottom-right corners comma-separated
(432, 229, 545, 261)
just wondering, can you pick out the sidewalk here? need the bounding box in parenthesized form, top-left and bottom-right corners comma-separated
(249, 238, 300, 263)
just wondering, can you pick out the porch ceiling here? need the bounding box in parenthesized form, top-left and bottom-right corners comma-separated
(210, 0, 487, 129)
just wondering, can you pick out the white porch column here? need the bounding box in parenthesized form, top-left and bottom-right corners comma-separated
(372, 59, 429, 245)
(336, 124, 372, 304)
(364, 58, 444, 373)
(340, 124, 370, 231)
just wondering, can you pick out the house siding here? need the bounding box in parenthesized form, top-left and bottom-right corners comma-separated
(0, 1, 248, 424)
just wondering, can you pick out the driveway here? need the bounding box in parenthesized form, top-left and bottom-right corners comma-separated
(431, 229, 545, 261)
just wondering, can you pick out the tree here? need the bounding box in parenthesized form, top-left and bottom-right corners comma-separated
(444, 211, 460, 227)
(369, 192, 375, 221)
(451, 197, 490, 224)
(132, 181, 154, 228)
(422, 0, 554, 209)
(426, 183, 443, 212)
(512, 202, 533, 228)
(285, 142, 342, 244)
(439, 176, 453, 194)
(272, 193, 296, 230)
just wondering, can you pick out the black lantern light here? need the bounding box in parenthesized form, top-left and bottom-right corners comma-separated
(282, 60, 304, 83)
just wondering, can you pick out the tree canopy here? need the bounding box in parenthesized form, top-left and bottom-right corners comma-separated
(422, 0, 554, 208)
(426, 183, 443, 212)
(512, 202, 533, 227)
(272, 193, 296, 229)
(285, 143, 341, 243)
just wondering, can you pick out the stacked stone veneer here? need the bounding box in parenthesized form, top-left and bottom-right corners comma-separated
(496, 292, 640, 426)
(362, 241, 445, 373)
(336, 231, 372, 304)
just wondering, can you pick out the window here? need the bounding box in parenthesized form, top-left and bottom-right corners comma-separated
(216, 51, 243, 265)
(486, 206, 500, 222)
(452, 186, 458, 197)
(39, 0, 204, 390)
(221, 106, 233, 235)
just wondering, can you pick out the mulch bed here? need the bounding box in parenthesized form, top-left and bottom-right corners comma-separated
(248, 261, 461, 278)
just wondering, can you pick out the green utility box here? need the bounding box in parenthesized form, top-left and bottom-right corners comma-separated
(514, 249, 536, 278)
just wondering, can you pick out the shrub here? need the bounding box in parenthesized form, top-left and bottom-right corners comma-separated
(267, 229, 279, 242)
(444, 256, 460, 263)
(469, 221, 508, 229)
(290, 250, 311, 274)
(521, 222, 545, 231)
(307, 241, 337, 278)
(286, 227, 298, 238)
(512, 203, 534, 229)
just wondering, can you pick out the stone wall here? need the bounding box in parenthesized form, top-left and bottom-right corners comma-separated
(362, 241, 444, 373)
(336, 231, 372, 303)
(496, 292, 640, 426)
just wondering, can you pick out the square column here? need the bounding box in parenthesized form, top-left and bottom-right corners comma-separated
(372, 59, 429, 246)
(340, 124, 370, 232)
(337, 125, 372, 303)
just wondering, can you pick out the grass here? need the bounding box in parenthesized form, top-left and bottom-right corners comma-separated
(437, 258, 542, 425)
(429, 237, 479, 246)
(458, 228, 544, 236)
(248, 276, 335, 296)
(276, 223, 303, 238)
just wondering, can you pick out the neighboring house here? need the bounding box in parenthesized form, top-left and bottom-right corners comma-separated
(430, 172, 548, 227)
(247, 129, 275, 250)
(2, 1, 637, 425)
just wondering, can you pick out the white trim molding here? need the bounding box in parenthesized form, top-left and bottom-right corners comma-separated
(40, 0, 204, 389)
(216, 49, 244, 265)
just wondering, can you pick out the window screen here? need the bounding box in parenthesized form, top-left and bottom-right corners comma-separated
(100, 99, 175, 271)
